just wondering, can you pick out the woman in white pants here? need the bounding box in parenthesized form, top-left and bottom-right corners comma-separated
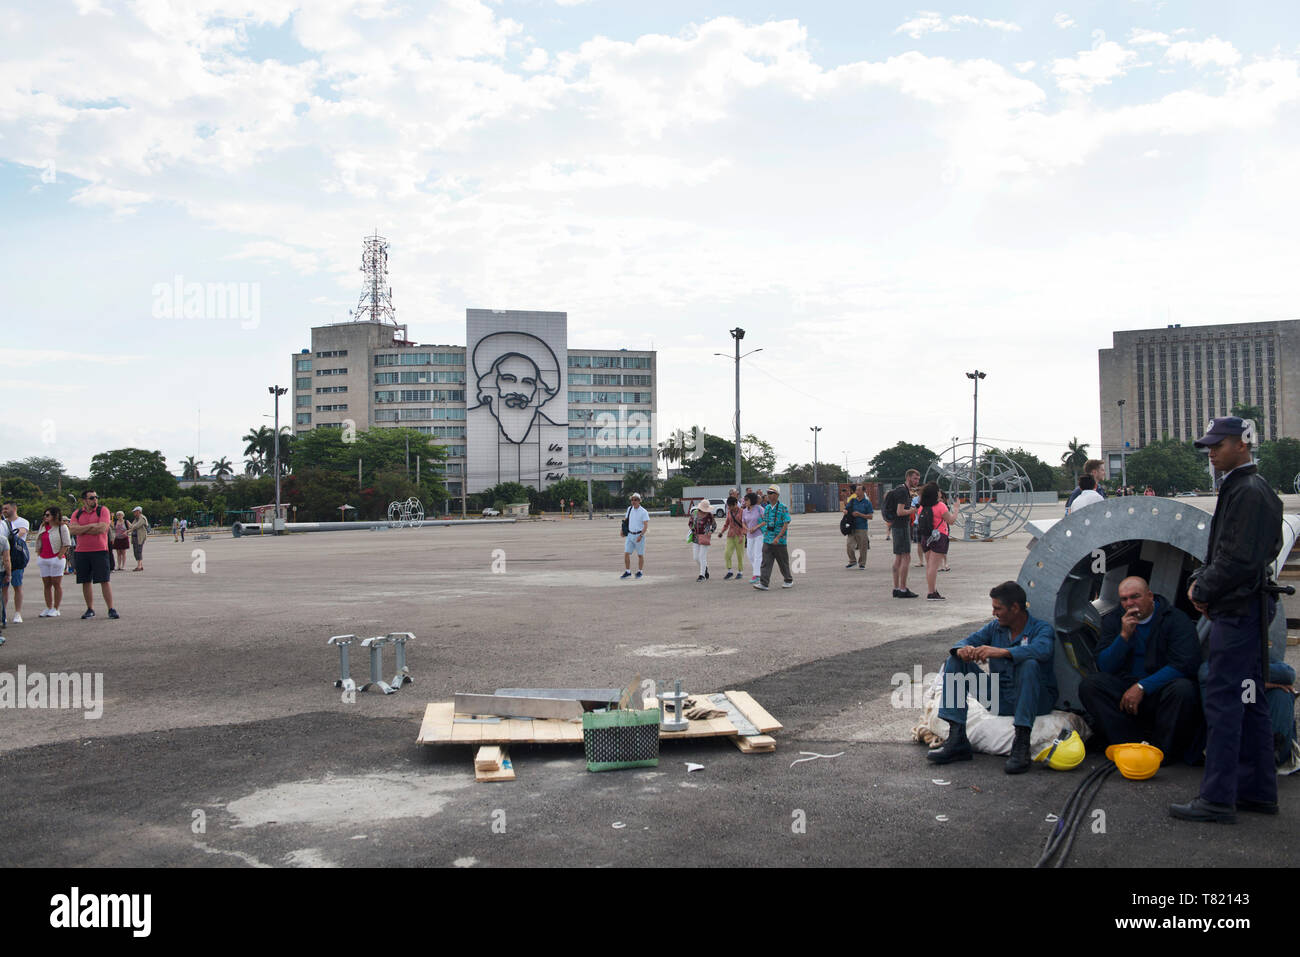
(741, 492, 765, 583)
(687, 500, 717, 581)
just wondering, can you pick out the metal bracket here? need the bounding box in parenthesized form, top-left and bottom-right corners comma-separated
(327, 635, 357, 693)
(360, 635, 395, 694)
(388, 631, 415, 689)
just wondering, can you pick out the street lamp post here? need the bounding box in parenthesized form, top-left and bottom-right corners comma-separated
(1116, 399, 1128, 489)
(810, 426, 822, 484)
(583, 409, 594, 520)
(268, 385, 287, 533)
(716, 330, 762, 492)
(965, 371, 986, 505)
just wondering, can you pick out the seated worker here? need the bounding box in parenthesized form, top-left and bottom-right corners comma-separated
(928, 581, 1057, 774)
(1199, 649, 1297, 769)
(1079, 576, 1201, 763)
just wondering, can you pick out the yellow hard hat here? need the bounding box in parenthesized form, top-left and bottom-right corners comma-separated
(1105, 742, 1164, 780)
(1034, 729, 1086, 770)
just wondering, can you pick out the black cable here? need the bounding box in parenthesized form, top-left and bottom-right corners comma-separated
(1035, 762, 1117, 868)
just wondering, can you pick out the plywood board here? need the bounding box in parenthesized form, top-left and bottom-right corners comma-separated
(724, 690, 782, 733)
(475, 746, 503, 771)
(454, 693, 583, 720)
(450, 717, 485, 744)
(417, 703, 455, 744)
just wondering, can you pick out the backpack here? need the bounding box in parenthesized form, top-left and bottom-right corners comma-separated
(918, 505, 934, 541)
(620, 506, 632, 537)
(839, 511, 853, 536)
(4, 519, 30, 570)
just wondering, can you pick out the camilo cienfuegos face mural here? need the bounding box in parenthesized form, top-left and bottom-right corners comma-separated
(468, 328, 567, 489)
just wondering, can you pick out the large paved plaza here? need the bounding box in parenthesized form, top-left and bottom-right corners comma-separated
(1, 500, 1296, 868)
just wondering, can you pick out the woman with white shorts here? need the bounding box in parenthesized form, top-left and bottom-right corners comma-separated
(34, 506, 72, 616)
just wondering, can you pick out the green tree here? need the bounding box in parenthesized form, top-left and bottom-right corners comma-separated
(209, 457, 234, 479)
(0, 476, 42, 502)
(777, 462, 849, 483)
(0, 456, 68, 492)
(1060, 438, 1089, 486)
(740, 434, 776, 479)
(1126, 438, 1207, 495)
(181, 456, 204, 480)
(281, 468, 356, 522)
(1231, 402, 1264, 425)
(481, 482, 531, 506)
(679, 432, 772, 485)
(867, 442, 939, 487)
(660, 475, 691, 500)
(990, 447, 1055, 494)
(89, 448, 179, 499)
(1258, 438, 1300, 490)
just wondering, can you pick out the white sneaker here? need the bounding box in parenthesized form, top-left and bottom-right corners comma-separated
(49, 609, 61, 617)
(39, 608, 51, 617)
(12, 613, 21, 623)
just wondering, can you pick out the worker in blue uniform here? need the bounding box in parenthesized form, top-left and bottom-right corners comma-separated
(928, 581, 1057, 774)
(1170, 416, 1283, 824)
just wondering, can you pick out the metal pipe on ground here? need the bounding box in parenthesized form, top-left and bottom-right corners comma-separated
(231, 518, 518, 537)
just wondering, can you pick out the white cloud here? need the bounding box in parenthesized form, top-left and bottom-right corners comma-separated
(1014, 60, 1035, 73)
(68, 183, 152, 214)
(521, 47, 548, 71)
(1128, 29, 1170, 46)
(1053, 13, 1075, 29)
(1052, 41, 1138, 93)
(1165, 37, 1241, 69)
(895, 11, 1021, 39)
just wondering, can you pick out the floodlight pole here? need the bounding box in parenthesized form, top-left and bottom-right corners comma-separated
(810, 426, 822, 484)
(965, 370, 986, 505)
(1117, 399, 1128, 488)
(268, 385, 287, 533)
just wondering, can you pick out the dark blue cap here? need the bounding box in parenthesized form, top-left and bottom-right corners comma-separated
(1194, 416, 1257, 447)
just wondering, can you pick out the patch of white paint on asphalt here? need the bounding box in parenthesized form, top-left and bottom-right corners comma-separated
(227, 772, 470, 828)
(630, 643, 738, 657)
(193, 841, 270, 867)
(285, 848, 338, 867)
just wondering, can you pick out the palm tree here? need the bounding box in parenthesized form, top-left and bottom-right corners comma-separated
(181, 456, 204, 480)
(1061, 438, 1089, 485)
(243, 426, 273, 461)
(209, 457, 234, 479)
(242, 426, 291, 476)
(244, 455, 264, 477)
(622, 468, 653, 498)
(657, 431, 685, 466)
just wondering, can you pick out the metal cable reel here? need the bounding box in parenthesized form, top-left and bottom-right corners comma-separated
(925, 444, 1034, 541)
(1293, 471, 1300, 495)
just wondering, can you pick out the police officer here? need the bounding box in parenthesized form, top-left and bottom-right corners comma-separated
(1169, 417, 1282, 823)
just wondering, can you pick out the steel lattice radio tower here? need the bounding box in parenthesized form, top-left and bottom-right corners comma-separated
(352, 230, 397, 326)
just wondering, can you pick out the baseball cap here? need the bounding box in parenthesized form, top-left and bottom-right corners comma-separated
(1194, 416, 1256, 448)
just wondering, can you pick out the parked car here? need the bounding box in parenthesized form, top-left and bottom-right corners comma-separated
(482, 507, 500, 516)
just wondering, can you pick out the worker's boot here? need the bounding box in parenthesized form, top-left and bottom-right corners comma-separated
(928, 721, 972, 764)
(1005, 725, 1032, 774)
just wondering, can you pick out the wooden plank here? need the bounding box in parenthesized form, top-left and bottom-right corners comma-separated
(454, 693, 583, 720)
(495, 717, 534, 742)
(475, 746, 503, 772)
(416, 703, 455, 744)
(475, 750, 516, 782)
(556, 720, 585, 743)
(724, 690, 783, 733)
(450, 716, 485, 744)
(731, 735, 776, 754)
(530, 717, 567, 742)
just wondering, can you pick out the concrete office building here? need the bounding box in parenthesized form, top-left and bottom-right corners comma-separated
(292, 310, 656, 501)
(1097, 320, 1300, 477)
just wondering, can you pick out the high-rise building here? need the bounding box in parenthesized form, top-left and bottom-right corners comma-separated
(1097, 320, 1300, 477)
(291, 311, 656, 501)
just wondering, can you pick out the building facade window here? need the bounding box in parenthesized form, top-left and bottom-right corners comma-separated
(316, 404, 348, 412)
(296, 377, 311, 391)
(316, 386, 348, 394)
(296, 394, 310, 407)
(315, 367, 347, 376)
(296, 359, 312, 371)
(295, 412, 311, 425)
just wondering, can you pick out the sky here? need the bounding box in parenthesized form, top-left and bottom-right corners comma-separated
(2, 0, 1298, 480)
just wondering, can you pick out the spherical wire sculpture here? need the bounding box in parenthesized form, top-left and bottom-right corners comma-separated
(924, 443, 1034, 541)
